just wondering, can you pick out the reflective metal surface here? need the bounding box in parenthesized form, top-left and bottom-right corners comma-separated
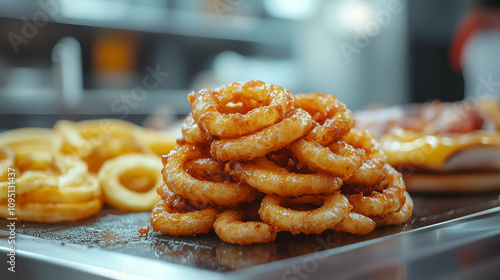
(1, 192, 500, 279)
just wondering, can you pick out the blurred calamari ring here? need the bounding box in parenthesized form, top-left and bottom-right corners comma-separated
(211, 108, 315, 161)
(150, 200, 219, 235)
(290, 139, 365, 180)
(0, 154, 88, 200)
(98, 153, 162, 212)
(162, 144, 260, 207)
(190, 80, 294, 138)
(134, 126, 177, 156)
(345, 165, 407, 217)
(343, 128, 387, 186)
(294, 93, 354, 146)
(258, 193, 352, 234)
(0, 127, 63, 153)
(230, 157, 342, 196)
(54, 119, 145, 172)
(0, 198, 102, 223)
(371, 191, 413, 226)
(0, 145, 15, 181)
(214, 209, 276, 245)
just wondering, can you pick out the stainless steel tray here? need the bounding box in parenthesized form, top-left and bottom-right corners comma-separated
(2, 192, 500, 280)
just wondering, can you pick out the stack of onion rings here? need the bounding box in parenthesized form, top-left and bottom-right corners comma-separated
(152, 80, 412, 245)
(0, 142, 102, 223)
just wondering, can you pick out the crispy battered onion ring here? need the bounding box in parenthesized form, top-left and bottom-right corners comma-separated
(0, 198, 102, 223)
(216, 243, 276, 269)
(290, 139, 365, 180)
(211, 109, 314, 161)
(0, 154, 88, 199)
(214, 209, 276, 245)
(294, 93, 354, 146)
(150, 200, 218, 235)
(185, 157, 229, 182)
(163, 144, 260, 207)
(181, 113, 212, 144)
(230, 157, 342, 196)
(258, 193, 352, 234)
(159, 184, 209, 212)
(371, 191, 413, 226)
(99, 153, 162, 212)
(54, 119, 146, 173)
(134, 127, 177, 156)
(0, 145, 15, 181)
(191, 80, 294, 138)
(344, 165, 406, 217)
(343, 128, 387, 186)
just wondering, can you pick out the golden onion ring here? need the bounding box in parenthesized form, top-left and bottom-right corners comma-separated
(150, 200, 219, 235)
(258, 193, 352, 234)
(99, 153, 162, 212)
(210, 108, 314, 161)
(163, 144, 260, 207)
(214, 209, 276, 245)
(191, 80, 294, 138)
(230, 157, 342, 196)
(0, 198, 102, 223)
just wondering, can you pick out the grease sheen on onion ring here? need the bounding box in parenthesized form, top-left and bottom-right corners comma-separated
(150, 200, 218, 235)
(180, 113, 212, 144)
(343, 128, 387, 186)
(191, 80, 294, 138)
(211, 108, 315, 161)
(17, 174, 101, 204)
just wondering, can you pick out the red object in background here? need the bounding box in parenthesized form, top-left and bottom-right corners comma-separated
(450, 9, 500, 71)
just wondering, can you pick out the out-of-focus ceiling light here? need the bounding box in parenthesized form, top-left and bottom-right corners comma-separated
(264, 0, 316, 20)
(325, 0, 373, 33)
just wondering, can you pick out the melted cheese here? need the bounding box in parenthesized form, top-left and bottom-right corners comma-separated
(380, 128, 500, 171)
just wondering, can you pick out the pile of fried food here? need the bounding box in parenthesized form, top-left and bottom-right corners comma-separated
(0, 119, 176, 223)
(152, 80, 413, 245)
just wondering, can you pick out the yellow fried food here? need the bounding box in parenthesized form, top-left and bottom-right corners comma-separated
(98, 153, 162, 212)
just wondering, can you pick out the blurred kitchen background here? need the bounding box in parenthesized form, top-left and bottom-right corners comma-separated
(1, 0, 498, 130)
